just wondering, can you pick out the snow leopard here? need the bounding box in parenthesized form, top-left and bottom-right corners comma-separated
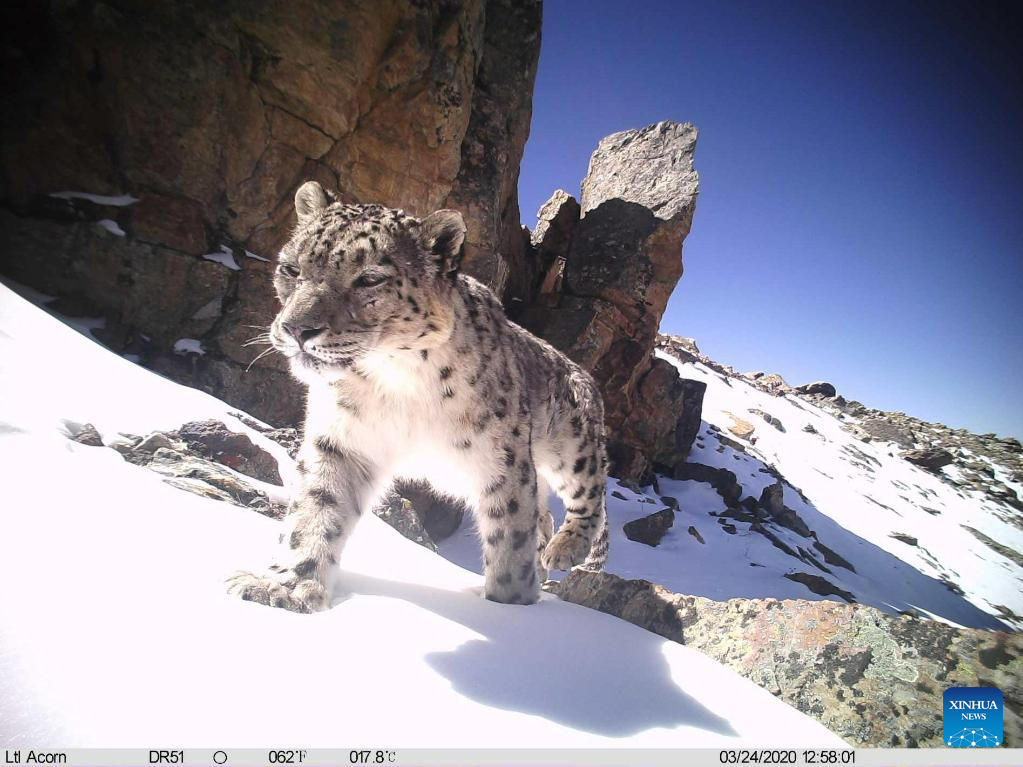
(227, 180, 608, 611)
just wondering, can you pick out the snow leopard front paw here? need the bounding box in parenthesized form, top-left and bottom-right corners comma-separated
(541, 529, 590, 571)
(226, 569, 328, 613)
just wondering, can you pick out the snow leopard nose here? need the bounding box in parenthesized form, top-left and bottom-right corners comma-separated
(282, 322, 327, 348)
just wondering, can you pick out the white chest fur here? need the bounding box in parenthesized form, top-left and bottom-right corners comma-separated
(304, 353, 495, 504)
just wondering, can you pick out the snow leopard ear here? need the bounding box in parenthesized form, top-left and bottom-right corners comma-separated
(420, 209, 466, 275)
(294, 181, 329, 223)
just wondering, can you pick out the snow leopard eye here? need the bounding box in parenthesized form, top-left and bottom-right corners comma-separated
(353, 272, 388, 288)
(278, 263, 300, 278)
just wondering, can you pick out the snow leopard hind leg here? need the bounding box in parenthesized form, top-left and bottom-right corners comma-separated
(538, 383, 609, 573)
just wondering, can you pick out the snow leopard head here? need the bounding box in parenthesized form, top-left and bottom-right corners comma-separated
(270, 180, 466, 384)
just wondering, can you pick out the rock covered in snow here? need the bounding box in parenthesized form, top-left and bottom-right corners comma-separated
(68, 422, 104, 447)
(550, 570, 1023, 748)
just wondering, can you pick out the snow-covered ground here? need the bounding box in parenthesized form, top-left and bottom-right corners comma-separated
(445, 348, 1022, 632)
(0, 284, 844, 747)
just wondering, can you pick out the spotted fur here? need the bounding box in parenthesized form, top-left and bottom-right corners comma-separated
(227, 181, 608, 612)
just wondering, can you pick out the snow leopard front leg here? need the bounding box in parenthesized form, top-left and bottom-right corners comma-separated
(227, 435, 376, 613)
(475, 443, 542, 605)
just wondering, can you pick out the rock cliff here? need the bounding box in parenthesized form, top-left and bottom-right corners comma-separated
(0, 0, 540, 426)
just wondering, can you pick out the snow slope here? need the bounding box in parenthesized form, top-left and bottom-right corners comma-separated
(443, 357, 1022, 633)
(0, 284, 844, 748)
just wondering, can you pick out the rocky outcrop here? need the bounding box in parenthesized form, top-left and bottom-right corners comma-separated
(549, 570, 1022, 747)
(67, 423, 289, 518)
(67, 418, 456, 549)
(0, 0, 541, 428)
(515, 122, 701, 480)
(806, 393, 1023, 514)
(659, 334, 794, 398)
(659, 334, 1022, 516)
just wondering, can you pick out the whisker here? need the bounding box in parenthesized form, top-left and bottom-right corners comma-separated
(242, 334, 273, 347)
(246, 346, 278, 372)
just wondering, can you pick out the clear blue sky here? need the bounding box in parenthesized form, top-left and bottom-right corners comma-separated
(518, 0, 1023, 439)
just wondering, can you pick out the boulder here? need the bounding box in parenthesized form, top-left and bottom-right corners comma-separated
(758, 482, 785, 516)
(796, 381, 838, 397)
(394, 480, 467, 543)
(623, 508, 675, 547)
(0, 0, 542, 429)
(372, 490, 438, 553)
(656, 334, 702, 363)
(726, 413, 756, 441)
(549, 570, 1022, 747)
(672, 462, 743, 506)
(902, 447, 954, 472)
(783, 572, 854, 601)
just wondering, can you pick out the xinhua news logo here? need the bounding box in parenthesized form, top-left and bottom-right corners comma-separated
(943, 687, 1003, 747)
